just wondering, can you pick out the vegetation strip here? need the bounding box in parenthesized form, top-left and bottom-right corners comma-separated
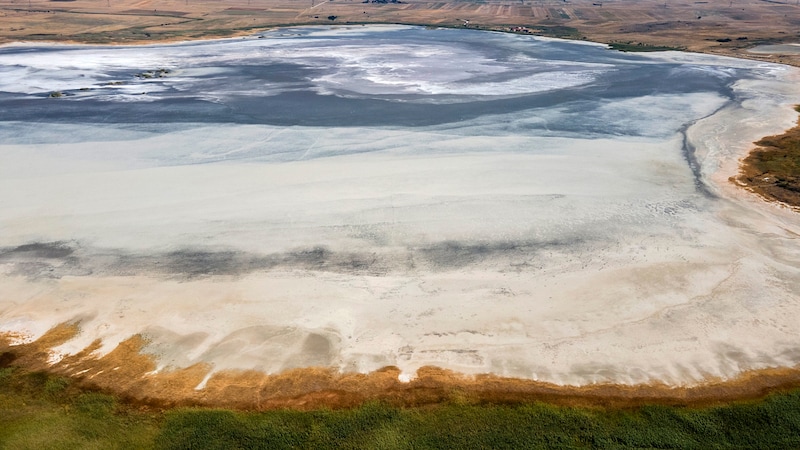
(2, 366, 800, 449)
(735, 106, 800, 209)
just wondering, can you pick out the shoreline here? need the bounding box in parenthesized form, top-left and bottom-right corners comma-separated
(1, 21, 798, 70)
(733, 106, 800, 210)
(4, 323, 800, 410)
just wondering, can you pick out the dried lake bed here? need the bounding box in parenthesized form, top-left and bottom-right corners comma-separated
(1, 25, 800, 388)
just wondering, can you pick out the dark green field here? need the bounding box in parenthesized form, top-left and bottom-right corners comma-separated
(3, 367, 800, 449)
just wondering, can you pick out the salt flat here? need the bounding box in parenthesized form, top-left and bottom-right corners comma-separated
(1, 26, 799, 386)
(748, 43, 800, 56)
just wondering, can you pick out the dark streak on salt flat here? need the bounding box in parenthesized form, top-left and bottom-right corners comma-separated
(0, 239, 585, 279)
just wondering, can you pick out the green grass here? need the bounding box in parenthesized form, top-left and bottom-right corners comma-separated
(2, 366, 800, 449)
(0, 368, 160, 449)
(526, 25, 581, 39)
(156, 398, 800, 449)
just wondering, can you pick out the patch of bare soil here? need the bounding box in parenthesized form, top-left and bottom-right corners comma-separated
(3, 323, 800, 411)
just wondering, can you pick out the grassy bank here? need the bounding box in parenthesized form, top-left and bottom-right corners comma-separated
(736, 106, 800, 208)
(3, 366, 800, 449)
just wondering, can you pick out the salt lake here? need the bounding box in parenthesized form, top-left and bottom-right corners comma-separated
(1, 25, 799, 386)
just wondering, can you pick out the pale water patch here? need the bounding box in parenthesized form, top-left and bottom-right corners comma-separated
(747, 43, 800, 55)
